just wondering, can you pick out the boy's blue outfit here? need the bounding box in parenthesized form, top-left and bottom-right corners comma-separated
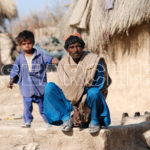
(10, 48, 53, 124)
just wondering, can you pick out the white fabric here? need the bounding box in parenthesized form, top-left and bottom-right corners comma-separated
(78, 0, 92, 29)
(69, 0, 92, 29)
(25, 54, 34, 72)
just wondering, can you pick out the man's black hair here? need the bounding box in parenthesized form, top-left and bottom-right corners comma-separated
(16, 30, 35, 45)
(64, 36, 85, 50)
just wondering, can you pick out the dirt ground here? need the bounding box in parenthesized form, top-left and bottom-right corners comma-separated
(0, 72, 121, 126)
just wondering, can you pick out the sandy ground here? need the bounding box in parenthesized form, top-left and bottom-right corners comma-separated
(0, 72, 121, 127)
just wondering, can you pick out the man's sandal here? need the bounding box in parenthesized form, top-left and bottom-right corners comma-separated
(61, 118, 73, 132)
(88, 122, 100, 134)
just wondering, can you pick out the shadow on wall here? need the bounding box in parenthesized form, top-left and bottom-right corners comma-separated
(105, 22, 150, 62)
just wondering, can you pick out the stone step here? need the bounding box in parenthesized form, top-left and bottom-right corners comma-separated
(0, 120, 150, 150)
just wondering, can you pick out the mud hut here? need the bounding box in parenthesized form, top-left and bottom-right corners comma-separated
(60, 0, 150, 123)
(0, 0, 17, 73)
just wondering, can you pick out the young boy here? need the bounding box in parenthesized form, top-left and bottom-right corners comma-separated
(8, 30, 58, 128)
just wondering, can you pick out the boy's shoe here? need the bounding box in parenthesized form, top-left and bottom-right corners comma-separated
(88, 122, 100, 134)
(61, 118, 73, 132)
(22, 123, 31, 128)
(45, 123, 52, 128)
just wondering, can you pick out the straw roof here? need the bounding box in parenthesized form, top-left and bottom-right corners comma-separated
(60, 0, 150, 53)
(0, 0, 17, 19)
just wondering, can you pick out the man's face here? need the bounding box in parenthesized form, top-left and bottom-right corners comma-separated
(20, 40, 34, 53)
(67, 42, 83, 62)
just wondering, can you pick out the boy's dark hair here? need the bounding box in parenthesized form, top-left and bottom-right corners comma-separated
(64, 36, 85, 50)
(16, 30, 35, 45)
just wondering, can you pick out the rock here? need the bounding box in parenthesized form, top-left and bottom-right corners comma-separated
(143, 130, 150, 148)
(13, 114, 23, 120)
(15, 143, 39, 150)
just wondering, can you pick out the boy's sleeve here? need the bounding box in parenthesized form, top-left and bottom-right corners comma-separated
(10, 56, 20, 83)
(43, 53, 53, 65)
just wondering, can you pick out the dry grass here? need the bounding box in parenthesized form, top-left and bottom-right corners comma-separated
(0, 0, 17, 27)
(60, 0, 150, 54)
(0, 0, 17, 19)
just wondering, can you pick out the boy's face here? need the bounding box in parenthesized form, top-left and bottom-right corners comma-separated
(20, 40, 34, 53)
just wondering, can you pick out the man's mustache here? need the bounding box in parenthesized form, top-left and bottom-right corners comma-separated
(72, 52, 81, 55)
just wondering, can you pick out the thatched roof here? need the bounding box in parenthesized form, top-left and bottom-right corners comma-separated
(60, 0, 150, 53)
(0, 0, 17, 19)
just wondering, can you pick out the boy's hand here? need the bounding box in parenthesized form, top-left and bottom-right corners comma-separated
(52, 58, 59, 65)
(7, 80, 14, 89)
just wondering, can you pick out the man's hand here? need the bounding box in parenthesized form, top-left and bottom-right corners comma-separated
(52, 58, 59, 65)
(7, 80, 14, 89)
(73, 106, 82, 127)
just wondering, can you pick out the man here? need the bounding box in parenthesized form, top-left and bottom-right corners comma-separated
(44, 33, 111, 133)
